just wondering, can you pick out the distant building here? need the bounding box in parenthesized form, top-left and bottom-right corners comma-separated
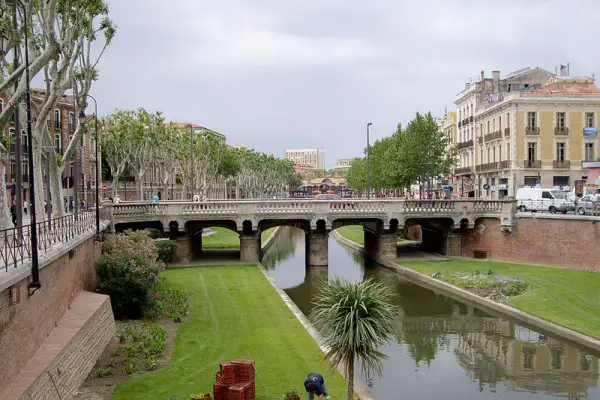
(173, 122, 226, 142)
(284, 148, 325, 170)
(332, 158, 352, 171)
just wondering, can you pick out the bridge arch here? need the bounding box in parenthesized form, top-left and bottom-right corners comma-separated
(257, 219, 311, 235)
(114, 220, 163, 233)
(184, 220, 239, 235)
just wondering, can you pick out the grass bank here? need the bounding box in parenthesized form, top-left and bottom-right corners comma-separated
(401, 260, 600, 340)
(202, 227, 276, 249)
(335, 225, 404, 246)
(113, 266, 346, 399)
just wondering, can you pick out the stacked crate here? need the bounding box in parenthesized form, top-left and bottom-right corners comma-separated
(213, 359, 256, 400)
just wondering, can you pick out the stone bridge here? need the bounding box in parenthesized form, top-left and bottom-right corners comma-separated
(107, 199, 517, 265)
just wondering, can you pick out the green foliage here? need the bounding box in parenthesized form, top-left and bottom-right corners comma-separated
(346, 114, 458, 190)
(155, 239, 179, 264)
(433, 271, 529, 300)
(159, 288, 191, 323)
(283, 388, 299, 397)
(147, 228, 167, 239)
(97, 323, 167, 377)
(96, 231, 165, 319)
(311, 277, 398, 399)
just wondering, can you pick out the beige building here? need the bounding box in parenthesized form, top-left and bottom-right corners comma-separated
(332, 158, 352, 171)
(453, 67, 600, 198)
(284, 148, 325, 170)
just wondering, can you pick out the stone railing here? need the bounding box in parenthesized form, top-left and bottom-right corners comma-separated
(476, 162, 500, 172)
(523, 160, 541, 168)
(454, 166, 474, 175)
(553, 160, 571, 169)
(525, 126, 540, 135)
(554, 127, 569, 136)
(458, 140, 474, 149)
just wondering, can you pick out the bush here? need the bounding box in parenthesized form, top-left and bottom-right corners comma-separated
(96, 230, 165, 319)
(160, 288, 191, 322)
(147, 228, 167, 239)
(155, 239, 179, 264)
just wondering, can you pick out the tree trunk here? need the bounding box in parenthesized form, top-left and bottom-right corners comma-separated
(49, 163, 65, 218)
(111, 176, 119, 199)
(346, 355, 354, 400)
(136, 175, 143, 200)
(33, 147, 46, 221)
(0, 164, 13, 229)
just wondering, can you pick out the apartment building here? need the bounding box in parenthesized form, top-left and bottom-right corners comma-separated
(284, 148, 326, 170)
(452, 67, 600, 198)
(0, 90, 99, 208)
(332, 158, 352, 171)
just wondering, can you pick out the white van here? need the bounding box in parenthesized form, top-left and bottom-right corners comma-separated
(516, 188, 575, 213)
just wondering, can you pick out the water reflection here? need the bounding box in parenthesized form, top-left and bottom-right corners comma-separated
(263, 228, 600, 399)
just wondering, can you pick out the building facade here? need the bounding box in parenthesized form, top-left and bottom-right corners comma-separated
(284, 148, 325, 170)
(452, 67, 600, 198)
(0, 91, 99, 209)
(332, 158, 352, 171)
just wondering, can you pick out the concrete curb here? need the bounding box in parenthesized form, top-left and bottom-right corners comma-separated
(0, 220, 111, 292)
(260, 227, 280, 253)
(256, 263, 375, 400)
(331, 231, 600, 354)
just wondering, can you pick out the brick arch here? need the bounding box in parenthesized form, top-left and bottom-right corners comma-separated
(184, 220, 238, 235)
(257, 219, 311, 235)
(330, 218, 383, 233)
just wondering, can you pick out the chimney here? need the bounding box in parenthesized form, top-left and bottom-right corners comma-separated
(492, 71, 500, 81)
(480, 70, 485, 81)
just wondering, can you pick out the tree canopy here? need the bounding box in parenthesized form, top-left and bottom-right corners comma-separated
(346, 113, 457, 192)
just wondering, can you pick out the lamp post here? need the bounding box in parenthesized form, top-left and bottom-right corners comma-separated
(189, 124, 194, 200)
(4, 0, 40, 292)
(78, 94, 100, 240)
(366, 122, 372, 199)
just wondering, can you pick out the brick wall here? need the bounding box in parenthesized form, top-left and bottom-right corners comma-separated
(0, 234, 102, 392)
(461, 217, 600, 271)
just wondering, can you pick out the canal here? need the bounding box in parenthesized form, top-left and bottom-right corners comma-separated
(262, 227, 600, 400)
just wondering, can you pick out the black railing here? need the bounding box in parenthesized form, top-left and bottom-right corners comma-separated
(0, 209, 97, 272)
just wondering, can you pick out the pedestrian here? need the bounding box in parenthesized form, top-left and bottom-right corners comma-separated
(23, 200, 28, 214)
(10, 200, 17, 227)
(592, 194, 598, 216)
(152, 193, 159, 204)
(303, 373, 331, 400)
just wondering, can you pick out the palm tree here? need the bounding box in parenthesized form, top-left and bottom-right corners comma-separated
(312, 276, 398, 400)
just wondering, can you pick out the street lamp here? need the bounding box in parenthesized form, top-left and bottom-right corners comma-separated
(4, 0, 40, 293)
(366, 122, 372, 199)
(79, 95, 100, 240)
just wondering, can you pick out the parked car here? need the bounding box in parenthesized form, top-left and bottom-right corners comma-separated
(516, 188, 575, 213)
(575, 194, 599, 215)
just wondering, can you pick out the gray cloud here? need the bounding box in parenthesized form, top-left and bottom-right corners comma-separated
(94, 0, 600, 167)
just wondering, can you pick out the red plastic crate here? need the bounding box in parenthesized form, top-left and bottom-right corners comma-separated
(215, 371, 223, 385)
(227, 385, 246, 400)
(213, 384, 227, 400)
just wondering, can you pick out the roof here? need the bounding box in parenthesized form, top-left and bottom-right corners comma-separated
(173, 122, 204, 129)
(521, 78, 600, 97)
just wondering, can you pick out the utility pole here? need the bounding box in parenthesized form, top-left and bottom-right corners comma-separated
(366, 122, 372, 199)
(12, 3, 22, 230)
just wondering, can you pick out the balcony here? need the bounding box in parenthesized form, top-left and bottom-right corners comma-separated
(454, 166, 473, 175)
(499, 160, 510, 169)
(484, 130, 502, 142)
(476, 162, 500, 172)
(462, 118, 470, 126)
(504, 128, 510, 137)
(458, 140, 473, 149)
(469, 116, 474, 123)
(554, 126, 569, 136)
(553, 160, 571, 169)
(525, 126, 540, 135)
(523, 160, 541, 168)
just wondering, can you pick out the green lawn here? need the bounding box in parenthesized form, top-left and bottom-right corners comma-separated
(201, 227, 276, 249)
(113, 266, 346, 399)
(336, 225, 404, 246)
(399, 260, 600, 340)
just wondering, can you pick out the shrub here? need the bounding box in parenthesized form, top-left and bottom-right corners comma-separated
(155, 239, 179, 264)
(147, 228, 167, 239)
(96, 230, 164, 319)
(160, 288, 191, 322)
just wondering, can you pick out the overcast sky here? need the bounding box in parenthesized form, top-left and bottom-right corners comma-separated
(92, 0, 600, 168)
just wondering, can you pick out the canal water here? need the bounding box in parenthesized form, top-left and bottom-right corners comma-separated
(262, 227, 600, 400)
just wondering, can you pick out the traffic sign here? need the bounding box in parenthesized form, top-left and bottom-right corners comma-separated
(483, 183, 490, 190)
(102, 185, 108, 191)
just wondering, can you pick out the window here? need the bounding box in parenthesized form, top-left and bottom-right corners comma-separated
(585, 143, 594, 161)
(527, 112, 537, 127)
(522, 347, 536, 370)
(507, 146, 510, 161)
(493, 146, 496, 162)
(493, 119, 496, 131)
(542, 191, 553, 199)
(580, 352, 592, 371)
(54, 109, 60, 129)
(586, 112, 595, 128)
(499, 145, 502, 161)
(22, 160, 28, 181)
(556, 112, 566, 128)
(480, 148, 483, 163)
(487, 120, 490, 133)
(487, 146, 490, 163)
(499, 115, 502, 131)
(21, 130, 27, 149)
(10, 161, 15, 179)
(556, 142, 566, 162)
(527, 142, 536, 161)
(69, 112, 75, 132)
(54, 133, 61, 152)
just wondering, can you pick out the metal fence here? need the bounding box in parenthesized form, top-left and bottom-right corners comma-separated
(0, 209, 97, 272)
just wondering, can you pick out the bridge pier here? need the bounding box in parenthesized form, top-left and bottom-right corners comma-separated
(364, 230, 398, 260)
(307, 231, 328, 266)
(240, 234, 261, 263)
